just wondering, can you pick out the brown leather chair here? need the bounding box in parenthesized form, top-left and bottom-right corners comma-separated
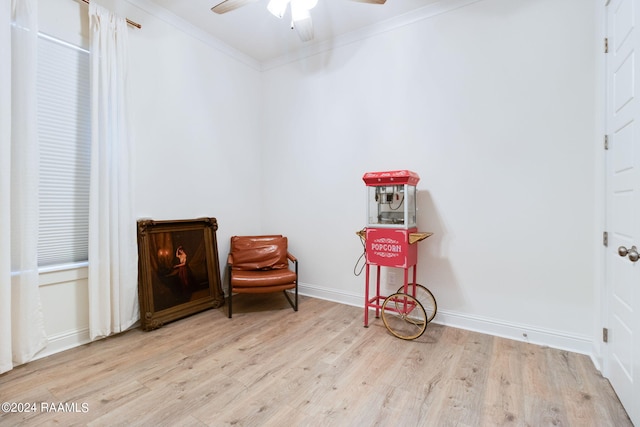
(226, 235, 298, 318)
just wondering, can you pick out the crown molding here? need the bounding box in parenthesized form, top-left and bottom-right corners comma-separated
(261, 0, 485, 71)
(125, 0, 484, 72)
(125, 0, 262, 71)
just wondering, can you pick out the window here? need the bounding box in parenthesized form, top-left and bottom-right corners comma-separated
(36, 33, 91, 268)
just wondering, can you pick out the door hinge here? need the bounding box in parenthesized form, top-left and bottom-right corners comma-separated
(605, 38, 609, 53)
(603, 231, 609, 247)
(605, 135, 609, 150)
(603, 327, 609, 343)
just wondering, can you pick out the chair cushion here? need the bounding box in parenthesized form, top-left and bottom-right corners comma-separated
(230, 235, 288, 270)
(231, 269, 297, 288)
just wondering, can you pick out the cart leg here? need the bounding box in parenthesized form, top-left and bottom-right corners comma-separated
(412, 265, 417, 287)
(364, 263, 370, 327)
(375, 265, 381, 318)
(403, 267, 409, 294)
(411, 265, 418, 298)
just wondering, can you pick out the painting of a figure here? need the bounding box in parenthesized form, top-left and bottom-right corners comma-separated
(174, 246, 196, 291)
(137, 218, 224, 330)
(150, 229, 211, 311)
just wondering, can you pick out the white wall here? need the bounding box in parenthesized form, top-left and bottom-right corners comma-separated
(261, 0, 597, 353)
(35, 0, 263, 358)
(126, 2, 264, 243)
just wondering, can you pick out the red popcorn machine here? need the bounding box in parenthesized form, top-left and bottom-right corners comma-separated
(358, 170, 436, 340)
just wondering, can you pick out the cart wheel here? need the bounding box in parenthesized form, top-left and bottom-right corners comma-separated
(381, 293, 427, 340)
(397, 283, 437, 323)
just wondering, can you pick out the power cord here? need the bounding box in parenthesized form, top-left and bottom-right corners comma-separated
(353, 227, 366, 276)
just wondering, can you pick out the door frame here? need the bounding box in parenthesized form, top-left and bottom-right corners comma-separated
(594, 0, 607, 375)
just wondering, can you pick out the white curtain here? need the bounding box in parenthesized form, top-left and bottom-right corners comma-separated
(0, 0, 47, 375)
(88, 2, 138, 340)
(0, 0, 12, 375)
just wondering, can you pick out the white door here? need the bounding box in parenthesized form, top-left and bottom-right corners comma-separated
(605, 0, 640, 424)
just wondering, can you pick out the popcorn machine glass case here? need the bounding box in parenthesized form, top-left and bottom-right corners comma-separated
(364, 170, 419, 229)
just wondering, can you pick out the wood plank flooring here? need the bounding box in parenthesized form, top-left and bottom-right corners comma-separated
(0, 295, 632, 426)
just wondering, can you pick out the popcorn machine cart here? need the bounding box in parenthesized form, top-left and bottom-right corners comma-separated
(358, 170, 436, 340)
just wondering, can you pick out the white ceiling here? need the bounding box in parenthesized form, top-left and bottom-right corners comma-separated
(144, 0, 445, 63)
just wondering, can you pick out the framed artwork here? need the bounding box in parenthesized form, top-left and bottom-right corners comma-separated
(137, 217, 224, 330)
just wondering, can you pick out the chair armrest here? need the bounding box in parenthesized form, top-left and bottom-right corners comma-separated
(287, 252, 297, 263)
(227, 253, 234, 266)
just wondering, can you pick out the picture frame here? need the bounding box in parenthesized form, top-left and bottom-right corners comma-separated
(137, 217, 224, 331)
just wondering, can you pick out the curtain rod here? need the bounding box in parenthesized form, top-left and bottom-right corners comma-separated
(80, 0, 142, 29)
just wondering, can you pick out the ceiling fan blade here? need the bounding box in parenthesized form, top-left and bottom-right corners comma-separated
(293, 16, 314, 41)
(211, 0, 259, 14)
(291, 1, 314, 41)
(350, 0, 387, 4)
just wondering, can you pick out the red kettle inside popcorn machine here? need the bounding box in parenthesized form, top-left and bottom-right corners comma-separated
(357, 170, 437, 340)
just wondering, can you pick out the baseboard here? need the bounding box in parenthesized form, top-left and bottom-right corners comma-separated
(33, 327, 91, 361)
(299, 283, 594, 356)
(299, 282, 364, 308)
(30, 285, 594, 363)
(432, 310, 593, 356)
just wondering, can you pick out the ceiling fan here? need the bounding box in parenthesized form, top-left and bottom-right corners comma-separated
(211, 0, 387, 42)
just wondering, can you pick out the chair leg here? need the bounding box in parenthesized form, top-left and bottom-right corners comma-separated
(283, 259, 298, 312)
(227, 265, 233, 318)
(283, 289, 297, 312)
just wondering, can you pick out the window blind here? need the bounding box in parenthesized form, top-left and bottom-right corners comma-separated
(37, 34, 91, 267)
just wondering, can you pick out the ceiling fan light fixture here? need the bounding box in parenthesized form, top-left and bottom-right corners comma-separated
(267, 0, 290, 18)
(212, 0, 387, 44)
(290, 0, 311, 23)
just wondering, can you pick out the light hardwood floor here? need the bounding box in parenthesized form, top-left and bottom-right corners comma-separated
(0, 295, 633, 426)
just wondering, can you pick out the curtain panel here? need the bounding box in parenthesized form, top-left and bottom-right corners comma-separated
(0, 0, 12, 375)
(0, 0, 47, 375)
(88, 2, 139, 340)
